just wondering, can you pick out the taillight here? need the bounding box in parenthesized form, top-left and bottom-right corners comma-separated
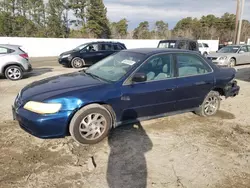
(20, 53, 29, 59)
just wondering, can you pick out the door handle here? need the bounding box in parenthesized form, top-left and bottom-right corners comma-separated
(194, 81, 209, 85)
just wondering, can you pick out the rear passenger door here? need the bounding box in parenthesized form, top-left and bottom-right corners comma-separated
(174, 53, 215, 110)
(98, 43, 115, 60)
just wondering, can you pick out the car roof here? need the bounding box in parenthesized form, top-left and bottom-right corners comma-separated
(123, 48, 193, 55)
(159, 38, 197, 42)
(0, 44, 22, 49)
(88, 41, 124, 45)
(226, 44, 245, 47)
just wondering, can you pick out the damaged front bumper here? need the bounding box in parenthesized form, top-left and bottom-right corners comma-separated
(224, 80, 240, 98)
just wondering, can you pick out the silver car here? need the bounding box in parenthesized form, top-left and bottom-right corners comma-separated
(0, 44, 32, 80)
(207, 45, 250, 67)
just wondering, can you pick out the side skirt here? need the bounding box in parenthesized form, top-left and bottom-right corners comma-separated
(114, 107, 198, 128)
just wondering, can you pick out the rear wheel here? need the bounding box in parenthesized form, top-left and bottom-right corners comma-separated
(195, 91, 220, 117)
(4, 65, 23, 81)
(69, 104, 112, 144)
(71, 57, 85, 68)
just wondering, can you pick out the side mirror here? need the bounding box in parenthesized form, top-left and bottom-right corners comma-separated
(132, 73, 147, 83)
(216, 50, 218, 53)
(239, 50, 245, 54)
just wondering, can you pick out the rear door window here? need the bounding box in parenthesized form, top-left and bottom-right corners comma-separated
(100, 43, 113, 51)
(0, 47, 8, 54)
(176, 54, 212, 77)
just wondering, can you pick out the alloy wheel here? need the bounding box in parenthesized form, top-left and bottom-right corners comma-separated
(7, 68, 21, 80)
(204, 96, 219, 116)
(79, 113, 107, 140)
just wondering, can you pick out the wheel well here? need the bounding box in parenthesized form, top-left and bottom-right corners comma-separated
(231, 57, 236, 62)
(3, 63, 23, 74)
(67, 102, 117, 135)
(212, 88, 225, 96)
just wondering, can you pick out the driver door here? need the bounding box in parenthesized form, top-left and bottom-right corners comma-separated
(120, 53, 177, 122)
(237, 45, 249, 64)
(80, 43, 101, 64)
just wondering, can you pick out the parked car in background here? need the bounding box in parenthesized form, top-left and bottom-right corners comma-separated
(207, 44, 250, 67)
(0, 44, 32, 81)
(58, 41, 127, 68)
(13, 48, 240, 144)
(199, 42, 210, 57)
(218, 44, 227, 50)
(157, 39, 199, 52)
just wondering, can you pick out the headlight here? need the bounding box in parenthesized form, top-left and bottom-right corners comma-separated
(23, 101, 62, 114)
(61, 54, 70, 58)
(218, 56, 227, 60)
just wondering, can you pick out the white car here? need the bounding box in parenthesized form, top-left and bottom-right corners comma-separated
(0, 44, 32, 80)
(199, 43, 210, 57)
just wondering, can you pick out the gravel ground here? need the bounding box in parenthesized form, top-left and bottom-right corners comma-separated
(1, 60, 250, 188)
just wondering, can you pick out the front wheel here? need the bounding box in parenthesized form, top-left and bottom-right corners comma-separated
(195, 91, 220, 117)
(203, 52, 208, 57)
(228, 58, 236, 68)
(69, 104, 112, 144)
(71, 57, 85, 68)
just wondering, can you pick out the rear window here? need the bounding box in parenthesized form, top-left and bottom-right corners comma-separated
(158, 41, 176, 48)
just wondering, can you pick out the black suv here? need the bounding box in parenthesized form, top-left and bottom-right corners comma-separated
(59, 41, 127, 68)
(157, 39, 199, 52)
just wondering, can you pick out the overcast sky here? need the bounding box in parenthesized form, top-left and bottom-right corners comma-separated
(103, 0, 250, 30)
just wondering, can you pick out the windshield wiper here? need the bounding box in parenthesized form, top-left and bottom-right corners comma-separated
(85, 72, 111, 83)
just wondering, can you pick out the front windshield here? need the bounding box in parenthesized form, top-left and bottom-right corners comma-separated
(218, 46, 239, 53)
(85, 51, 146, 82)
(74, 44, 88, 51)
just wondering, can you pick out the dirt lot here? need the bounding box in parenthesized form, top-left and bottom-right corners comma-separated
(1, 59, 250, 188)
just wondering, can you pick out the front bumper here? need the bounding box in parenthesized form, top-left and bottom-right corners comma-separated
(58, 57, 71, 66)
(211, 60, 229, 67)
(12, 106, 72, 138)
(224, 80, 240, 98)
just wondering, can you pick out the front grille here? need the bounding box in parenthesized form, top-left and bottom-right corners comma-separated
(207, 57, 217, 60)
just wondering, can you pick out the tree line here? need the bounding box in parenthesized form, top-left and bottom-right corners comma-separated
(0, 0, 250, 43)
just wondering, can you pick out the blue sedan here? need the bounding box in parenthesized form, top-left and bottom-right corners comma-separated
(12, 48, 240, 144)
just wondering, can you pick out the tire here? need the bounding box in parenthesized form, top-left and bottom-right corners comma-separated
(4, 65, 23, 81)
(69, 104, 112, 145)
(195, 91, 220, 117)
(229, 58, 236, 68)
(71, 57, 85, 68)
(203, 52, 208, 57)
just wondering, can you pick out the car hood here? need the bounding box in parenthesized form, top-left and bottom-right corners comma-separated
(60, 49, 77, 56)
(208, 53, 235, 57)
(20, 71, 107, 101)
